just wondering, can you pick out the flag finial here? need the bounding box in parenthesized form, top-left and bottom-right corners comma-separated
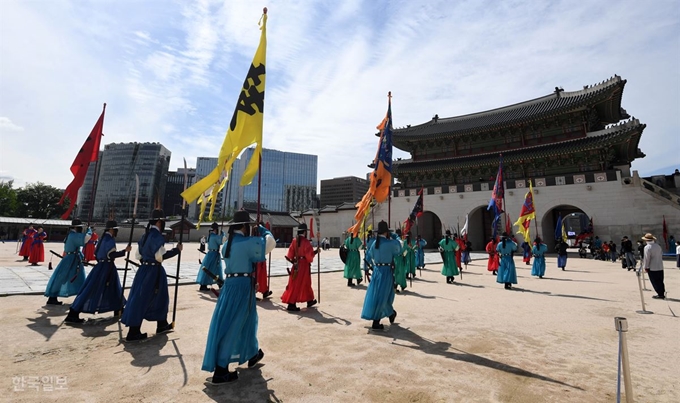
(263, 7, 267, 14)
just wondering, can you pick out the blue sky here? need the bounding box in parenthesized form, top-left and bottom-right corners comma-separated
(1, 0, 679, 190)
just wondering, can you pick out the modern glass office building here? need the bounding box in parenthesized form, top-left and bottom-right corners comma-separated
(163, 168, 197, 219)
(89, 142, 171, 221)
(76, 151, 103, 220)
(196, 148, 317, 214)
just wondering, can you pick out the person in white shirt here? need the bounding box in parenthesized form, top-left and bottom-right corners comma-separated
(641, 233, 666, 300)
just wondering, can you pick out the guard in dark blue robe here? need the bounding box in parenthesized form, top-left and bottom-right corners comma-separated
(44, 219, 91, 305)
(121, 209, 182, 342)
(65, 220, 131, 324)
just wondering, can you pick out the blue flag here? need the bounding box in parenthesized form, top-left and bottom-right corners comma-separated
(555, 214, 563, 241)
(487, 156, 504, 216)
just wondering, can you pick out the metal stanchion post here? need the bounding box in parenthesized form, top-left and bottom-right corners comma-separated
(635, 271, 653, 314)
(614, 317, 634, 403)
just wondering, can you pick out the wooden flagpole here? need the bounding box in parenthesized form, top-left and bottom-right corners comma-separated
(118, 174, 139, 316)
(171, 159, 188, 328)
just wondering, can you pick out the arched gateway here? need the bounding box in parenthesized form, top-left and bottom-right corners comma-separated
(404, 211, 442, 249)
(541, 204, 590, 250)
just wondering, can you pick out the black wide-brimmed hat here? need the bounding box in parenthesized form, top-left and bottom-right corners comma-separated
(150, 209, 166, 221)
(226, 211, 254, 226)
(297, 223, 308, 233)
(210, 222, 220, 230)
(377, 221, 389, 234)
(71, 219, 84, 227)
(105, 220, 119, 230)
(445, 230, 452, 236)
(395, 228, 402, 236)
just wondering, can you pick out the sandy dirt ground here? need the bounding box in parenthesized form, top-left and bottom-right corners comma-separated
(1, 242, 679, 402)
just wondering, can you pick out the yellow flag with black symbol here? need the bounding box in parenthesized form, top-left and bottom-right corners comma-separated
(182, 10, 267, 204)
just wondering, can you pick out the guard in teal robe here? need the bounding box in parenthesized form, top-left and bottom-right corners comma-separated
(393, 232, 408, 292)
(361, 221, 401, 330)
(44, 219, 91, 305)
(531, 239, 548, 278)
(196, 222, 225, 290)
(343, 234, 363, 286)
(415, 235, 427, 272)
(202, 211, 275, 384)
(404, 235, 417, 279)
(439, 230, 459, 283)
(496, 234, 518, 290)
(363, 232, 375, 282)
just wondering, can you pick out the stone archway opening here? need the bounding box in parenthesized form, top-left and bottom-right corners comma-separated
(541, 205, 590, 250)
(410, 211, 442, 249)
(467, 205, 498, 251)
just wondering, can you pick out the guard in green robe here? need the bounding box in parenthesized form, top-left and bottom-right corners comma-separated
(404, 234, 417, 279)
(439, 230, 460, 283)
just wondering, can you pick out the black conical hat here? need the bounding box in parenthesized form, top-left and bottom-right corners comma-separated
(151, 209, 165, 221)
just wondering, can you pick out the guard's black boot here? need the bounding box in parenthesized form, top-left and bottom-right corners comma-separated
(262, 290, 272, 299)
(64, 309, 84, 324)
(389, 310, 397, 324)
(347, 279, 354, 287)
(248, 349, 264, 368)
(211, 365, 238, 385)
(371, 320, 384, 330)
(357, 278, 363, 285)
(199, 285, 209, 291)
(307, 299, 317, 308)
(125, 326, 148, 342)
(46, 297, 62, 305)
(156, 320, 173, 335)
(286, 304, 300, 312)
(492, 270, 497, 275)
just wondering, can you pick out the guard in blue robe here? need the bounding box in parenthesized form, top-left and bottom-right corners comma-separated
(496, 233, 518, 290)
(556, 240, 569, 270)
(361, 221, 402, 330)
(65, 220, 131, 323)
(531, 238, 548, 278)
(44, 219, 91, 305)
(121, 209, 182, 342)
(202, 211, 276, 384)
(197, 222, 225, 290)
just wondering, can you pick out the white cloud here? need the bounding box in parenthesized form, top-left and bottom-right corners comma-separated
(0, 117, 24, 132)
(1, 0, 678, 193)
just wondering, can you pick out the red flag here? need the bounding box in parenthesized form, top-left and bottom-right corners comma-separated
(309, 217, 315, 239)
(403, 187, 424, 235)
(505, 213, 512, 235)
(59, 105, 106, 219)
(662, 215, 668, 251)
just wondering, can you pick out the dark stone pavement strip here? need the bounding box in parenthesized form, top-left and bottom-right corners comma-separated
(0, 252, 487, 296)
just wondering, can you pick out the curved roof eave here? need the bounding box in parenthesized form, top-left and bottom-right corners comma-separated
(392, 75, 627, 146)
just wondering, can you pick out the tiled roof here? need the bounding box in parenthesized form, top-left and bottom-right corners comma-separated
(394, 119, 645, 173)
(0, 217, 73, 226)
(393, 75, 627, 145)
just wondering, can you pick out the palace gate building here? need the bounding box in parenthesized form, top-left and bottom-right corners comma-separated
(312, 75, 680, 251)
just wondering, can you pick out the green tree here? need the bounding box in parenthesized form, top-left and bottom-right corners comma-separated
(16, 182, 70, 219)
(0, 180, 19, 216)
